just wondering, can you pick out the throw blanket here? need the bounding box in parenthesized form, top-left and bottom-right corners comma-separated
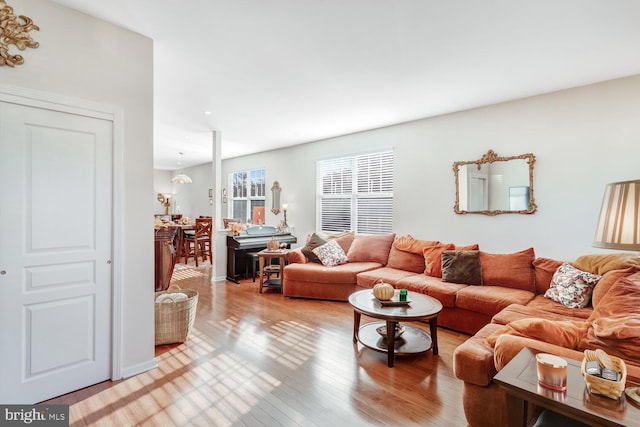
(593, 314, 640, 340)
(487, 318, 590, 349)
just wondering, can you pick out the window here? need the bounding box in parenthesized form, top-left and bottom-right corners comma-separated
(317, 151, 394, 234)
(229, 168, 266, 223)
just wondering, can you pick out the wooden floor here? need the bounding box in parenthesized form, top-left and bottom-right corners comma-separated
(44, 267, 471, 426)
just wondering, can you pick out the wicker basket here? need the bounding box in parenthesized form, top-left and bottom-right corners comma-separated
(581, 353, 627, 399)
(154, 285, 199, 345)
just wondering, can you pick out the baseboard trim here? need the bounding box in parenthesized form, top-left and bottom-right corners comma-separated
(120, 359, 157, 379)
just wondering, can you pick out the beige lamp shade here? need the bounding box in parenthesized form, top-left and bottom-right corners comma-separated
(593, 180, 640, 250)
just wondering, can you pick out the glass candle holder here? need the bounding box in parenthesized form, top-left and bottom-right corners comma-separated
(536, 353, 567, 392)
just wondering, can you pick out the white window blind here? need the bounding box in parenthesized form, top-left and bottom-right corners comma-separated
(317, 151, 394, 234)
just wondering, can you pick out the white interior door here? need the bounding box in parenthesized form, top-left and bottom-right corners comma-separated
(0, 101, 113, 404)
(468, 175, 488, 211)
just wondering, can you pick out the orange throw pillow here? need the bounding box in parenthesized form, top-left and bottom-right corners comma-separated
(423, 243, 455, 277)
(532, 257, 565, 294)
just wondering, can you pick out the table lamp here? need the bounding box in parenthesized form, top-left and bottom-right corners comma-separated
(593, 180, 640, 250)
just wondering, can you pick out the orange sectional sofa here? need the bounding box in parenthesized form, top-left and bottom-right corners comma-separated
(284, 233, 542, 335)
(283, 233, 640, 426)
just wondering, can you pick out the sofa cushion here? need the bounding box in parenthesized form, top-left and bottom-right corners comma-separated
(492, 301, 591, 326)
(286, 248, 307, 264)
(386, 245, 425, 273)
(592, 266, 640, 308)
(521, 296, 593, 320)
(455, 285, 534, 317)
(544, 263, 601, 308)
(347, 233, 395, 264)
(356, 267, 419, 288)
(479, 248, 536, 292)
(396, 274, 466, 308)
(578, 271, 640, 367)
(301, 233, 327, 263)
(579, 271, 640, 350)
(392, 234, 440, 254)
(283, 261, 382, 285)
(573, 253, 640, 275)
(312, 239, 348, 267)
(532, 257, 565, 294)
(441, 250, 482, 285)
(329, 231, 356, 253)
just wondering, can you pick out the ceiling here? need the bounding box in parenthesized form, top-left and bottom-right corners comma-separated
(51, 0, 640, 170)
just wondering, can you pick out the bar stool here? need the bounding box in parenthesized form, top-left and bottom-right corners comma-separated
(183, 217, 212, 266)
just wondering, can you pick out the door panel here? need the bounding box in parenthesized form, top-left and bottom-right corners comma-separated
(27, 295, 94, 376)
(0, 101, 112, 404)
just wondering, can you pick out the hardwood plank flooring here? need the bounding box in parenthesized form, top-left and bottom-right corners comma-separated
(43, 267, 471, 426)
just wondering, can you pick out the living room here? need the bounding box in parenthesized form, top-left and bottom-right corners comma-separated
(2, 0, 640, 425)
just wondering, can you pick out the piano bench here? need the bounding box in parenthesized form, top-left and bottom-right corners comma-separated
(245, 252, 260, 282)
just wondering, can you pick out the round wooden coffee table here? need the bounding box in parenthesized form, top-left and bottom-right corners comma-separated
(348, 289, 443, 367)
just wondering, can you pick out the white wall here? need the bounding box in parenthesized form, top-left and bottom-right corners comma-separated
(4, 1, 155, 375)
(223, 74, 640, 262)
(154, 165, 214, 219)
(172, 164, 215, 220)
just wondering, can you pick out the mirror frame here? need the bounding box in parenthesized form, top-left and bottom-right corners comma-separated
(453, 150, 537, 216)
(271, 181, 282, 215)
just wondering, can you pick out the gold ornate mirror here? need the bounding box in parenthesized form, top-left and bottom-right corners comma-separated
(453, 150, 536, 215)
(271, 181, 282, 215)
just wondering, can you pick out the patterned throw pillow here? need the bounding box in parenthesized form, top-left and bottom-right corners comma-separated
(301, 233, 327, 263)
(312, 239, 348, 267)
(544, 263, 602, 308)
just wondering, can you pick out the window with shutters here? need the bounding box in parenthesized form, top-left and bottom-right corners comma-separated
(317, 151, 394, 234)
(229, 168, 266, 223)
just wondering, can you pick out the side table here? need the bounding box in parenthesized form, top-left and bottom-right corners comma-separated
(257, 249, 288, 294)
(494, 347, 640, 427)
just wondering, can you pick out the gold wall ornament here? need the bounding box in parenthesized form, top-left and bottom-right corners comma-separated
(0, 0, 39, 67)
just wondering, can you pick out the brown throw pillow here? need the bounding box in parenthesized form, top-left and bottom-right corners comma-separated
(441, 250, 483, 285)
(301, 233, 327, 263)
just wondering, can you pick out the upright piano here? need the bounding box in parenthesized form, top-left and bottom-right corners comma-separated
(226, 225, 297, 283)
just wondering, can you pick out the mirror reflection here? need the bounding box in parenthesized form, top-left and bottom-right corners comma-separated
(453, 150, 536, 215)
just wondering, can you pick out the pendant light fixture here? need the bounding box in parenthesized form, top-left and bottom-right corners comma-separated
(171, 152, 192, 184)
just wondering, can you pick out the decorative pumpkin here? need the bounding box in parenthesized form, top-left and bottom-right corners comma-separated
(373, 282, 395, 300)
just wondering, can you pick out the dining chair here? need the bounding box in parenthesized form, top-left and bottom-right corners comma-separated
(183, 217, 213, 266)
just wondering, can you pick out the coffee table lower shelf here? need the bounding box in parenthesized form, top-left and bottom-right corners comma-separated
(356, 322, 432, 356)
